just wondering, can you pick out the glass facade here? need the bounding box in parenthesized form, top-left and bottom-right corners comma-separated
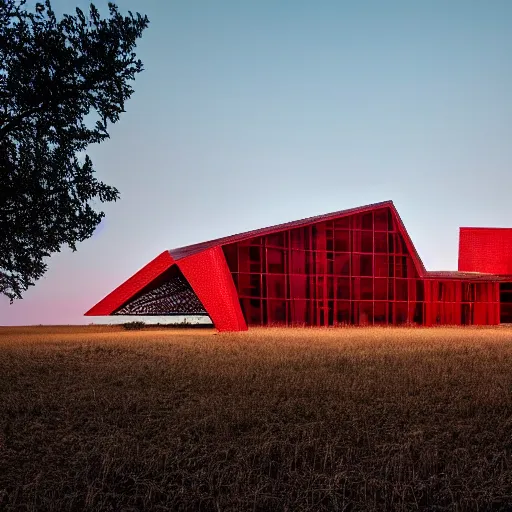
(223, 207, 500, 326)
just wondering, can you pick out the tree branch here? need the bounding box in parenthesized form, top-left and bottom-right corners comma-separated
(0, 104, 46, 137)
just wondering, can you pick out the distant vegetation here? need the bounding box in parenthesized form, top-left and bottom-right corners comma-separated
(1, 326, 512, 510)
(121, 319, 213, 330)
(121, 320, 147, 330)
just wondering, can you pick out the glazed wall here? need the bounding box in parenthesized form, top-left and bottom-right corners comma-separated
(423, 280, 499, 326)
(222, 207, 500, 327)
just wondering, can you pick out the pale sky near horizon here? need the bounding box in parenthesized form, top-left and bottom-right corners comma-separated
(2, 0, 512, 325)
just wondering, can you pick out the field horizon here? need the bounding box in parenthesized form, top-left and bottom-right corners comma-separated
(1, 325, 512, 511)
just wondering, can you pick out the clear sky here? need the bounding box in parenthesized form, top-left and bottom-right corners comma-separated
(2, 0, 512, 325)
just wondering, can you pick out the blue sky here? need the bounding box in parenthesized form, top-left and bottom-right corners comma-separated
(2, 0, 512, 325)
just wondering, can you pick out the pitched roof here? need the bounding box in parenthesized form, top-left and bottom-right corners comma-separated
(169, 200, 427, 277)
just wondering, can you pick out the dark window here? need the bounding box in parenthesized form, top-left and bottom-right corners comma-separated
(223, 244, 238, 272)
(361, 212, 373, 230)
(374, 232, 387, 253)
(334, 230, 350, 252)
(337, 278, 350, 299)
(396, 279, 408, 301)
(360, 255, 373, 276)
(361, 231, 373, 253)
(373, 209, 389, 231)
(361, 278, 373, 300)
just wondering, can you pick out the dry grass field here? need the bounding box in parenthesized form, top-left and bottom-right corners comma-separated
(1, 325, 512, 511)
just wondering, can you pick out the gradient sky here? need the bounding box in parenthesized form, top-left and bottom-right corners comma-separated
(2, 0, 512, 325)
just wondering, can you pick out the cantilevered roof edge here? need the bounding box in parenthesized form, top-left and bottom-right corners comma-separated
(169, 200, 427, 277)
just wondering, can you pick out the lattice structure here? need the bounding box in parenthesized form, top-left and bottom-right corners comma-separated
(113, 266, 207, 315)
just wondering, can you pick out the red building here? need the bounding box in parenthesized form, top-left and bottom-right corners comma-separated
(85, 201, 512, 331)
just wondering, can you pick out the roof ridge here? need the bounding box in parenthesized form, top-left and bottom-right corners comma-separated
(169, 200, 394, 258)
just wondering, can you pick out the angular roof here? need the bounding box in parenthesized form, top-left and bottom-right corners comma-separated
(87, 200, 512, 321)
(169, 200, 427, 277)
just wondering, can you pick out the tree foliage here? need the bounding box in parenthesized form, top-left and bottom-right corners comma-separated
(0, 0, 149, 302)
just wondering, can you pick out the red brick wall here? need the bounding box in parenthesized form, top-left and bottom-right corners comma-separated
(459, 228, 512, 274)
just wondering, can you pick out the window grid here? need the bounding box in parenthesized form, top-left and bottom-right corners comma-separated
(223, 209, 500, 326)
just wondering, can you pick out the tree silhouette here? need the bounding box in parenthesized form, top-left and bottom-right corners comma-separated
(0, 0, 149, 301)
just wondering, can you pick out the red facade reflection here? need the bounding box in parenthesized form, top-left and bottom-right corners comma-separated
(85, 201, 512, 331)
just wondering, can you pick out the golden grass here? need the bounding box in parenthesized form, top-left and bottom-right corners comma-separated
(1, 326, 512, 511)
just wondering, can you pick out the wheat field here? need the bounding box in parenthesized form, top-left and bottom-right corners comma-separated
(1, 325, 512, 511)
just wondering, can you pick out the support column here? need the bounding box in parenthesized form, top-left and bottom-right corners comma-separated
(177, 247, 248, 332)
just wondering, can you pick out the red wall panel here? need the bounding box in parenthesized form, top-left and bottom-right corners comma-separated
(459, 228, 512, 274)
(177, 247, 247, 332)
